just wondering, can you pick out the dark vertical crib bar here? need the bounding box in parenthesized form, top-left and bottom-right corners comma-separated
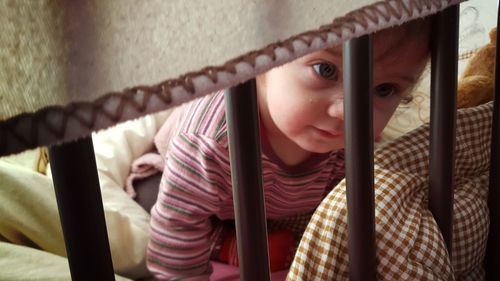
(49, 137, 115, 281)
(225, 79, 271, 281)
(429, 4, 459, 257)
(343, 34, 376, 281)
(485, 7, 500, 280)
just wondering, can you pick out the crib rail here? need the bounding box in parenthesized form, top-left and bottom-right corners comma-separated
(484, 3, 500, 280)
(343, 34, 376, 281)
(225, 79, 271, 281)
(429, 4, 459, 257)
(48, 137, 115, 281)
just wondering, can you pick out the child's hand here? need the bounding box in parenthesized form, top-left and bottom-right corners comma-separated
(217, 229, 296, 272)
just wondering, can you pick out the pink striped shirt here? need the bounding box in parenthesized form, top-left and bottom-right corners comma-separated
(147, 91, 345, 280)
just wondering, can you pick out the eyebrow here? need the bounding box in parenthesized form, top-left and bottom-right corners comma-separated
(326, 43, 423, 85)
(324, 47, 342, 57)
(326, 35, 405, 62)
(325, 46, 393, 63)
(327, 44, 393, 62)
(394, 75, 418, 85)
(324, 49, 417, 83)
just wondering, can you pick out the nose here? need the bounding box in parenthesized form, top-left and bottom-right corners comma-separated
(327, 98, 344, 121)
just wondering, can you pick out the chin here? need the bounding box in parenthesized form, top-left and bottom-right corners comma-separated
(300, 142, 340, 154)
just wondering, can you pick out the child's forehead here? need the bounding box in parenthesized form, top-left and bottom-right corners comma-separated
(325, 28, 429, 60)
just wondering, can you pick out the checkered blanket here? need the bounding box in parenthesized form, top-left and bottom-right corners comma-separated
(288, 102, 492, 280)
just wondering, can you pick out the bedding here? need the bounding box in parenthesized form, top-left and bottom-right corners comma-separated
(287, 102, 492, 280)
(0, 110, 171, 281)
(0, 242, 128, 281)
(0, 159, 131, 281)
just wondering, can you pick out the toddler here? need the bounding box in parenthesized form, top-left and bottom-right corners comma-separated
(147, 18, 431, 280)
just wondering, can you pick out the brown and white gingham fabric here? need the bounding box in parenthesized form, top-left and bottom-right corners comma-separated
(288, 102, 492, 281)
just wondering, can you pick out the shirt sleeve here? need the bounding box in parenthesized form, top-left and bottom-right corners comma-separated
(146, 133, 232, 280)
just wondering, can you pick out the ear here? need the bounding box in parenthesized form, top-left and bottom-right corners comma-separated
(489, 27, 497, 44)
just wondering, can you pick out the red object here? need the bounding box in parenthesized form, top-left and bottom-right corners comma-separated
(218, 229, 296, 272)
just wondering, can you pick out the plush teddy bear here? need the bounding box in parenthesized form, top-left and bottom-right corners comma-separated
(457, 27, 496, 108)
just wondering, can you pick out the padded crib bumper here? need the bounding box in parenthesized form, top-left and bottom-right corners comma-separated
(0, 0, 462, 157)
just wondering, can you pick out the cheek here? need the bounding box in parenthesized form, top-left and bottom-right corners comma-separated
(266, 81, 313, 127)
(268, 97, 309, 131)
(263, 66, 326, 134)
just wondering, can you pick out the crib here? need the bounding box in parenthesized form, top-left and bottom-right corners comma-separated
(0, 0, 498, 280)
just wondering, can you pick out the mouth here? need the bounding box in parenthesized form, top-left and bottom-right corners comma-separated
(314, 127, 342, 139)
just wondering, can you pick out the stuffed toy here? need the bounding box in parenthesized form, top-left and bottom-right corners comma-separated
(457, 27, 497, 108)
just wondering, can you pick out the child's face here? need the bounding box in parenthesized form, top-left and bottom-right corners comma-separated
(258, 29, 429, 162)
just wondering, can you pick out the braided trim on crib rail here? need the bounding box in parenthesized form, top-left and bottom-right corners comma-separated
(0, 0, 462, 157)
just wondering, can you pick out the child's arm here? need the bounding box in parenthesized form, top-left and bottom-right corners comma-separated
(146, 133, 231, 280)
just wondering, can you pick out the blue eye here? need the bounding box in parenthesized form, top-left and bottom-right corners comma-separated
(374, 83, 397, 97)
(312, 63, 338, 81)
